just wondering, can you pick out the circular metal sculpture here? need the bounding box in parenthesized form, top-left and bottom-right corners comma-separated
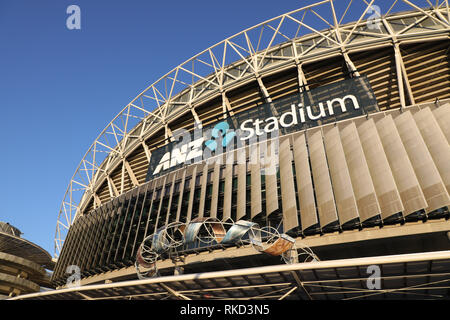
(135, 219, 319, 279)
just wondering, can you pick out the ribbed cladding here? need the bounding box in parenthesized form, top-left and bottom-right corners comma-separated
(303, 56, 348, 89)
(322, 125, 359, 227)
(433, 103, 450, 143)
(292, 132, 318, 232)
(168, 110, 196, 133)
(278, 136, 299, 232)
(394, 110, 450, 213)
(195, 97, 224, 128)
(339, 121, 381, 223)
(307, 128, 338, 228)
(356, 117, 404, 220)
(350, 47, 401, 111)
(376, 114, 427, 216)
(402, 40, 450, 104)
(146, 127, 166, 152)
(414, 107, 450, 195)
(127, 145, 149, 185)
(227, 82, 265, 114)
(263, 68, 300, 101)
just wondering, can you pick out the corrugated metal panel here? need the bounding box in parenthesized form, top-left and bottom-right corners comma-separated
(307, 128, 338, 228)
(292, 132, 318, 232)
(323, 126, 359, 226)
(279, 136, 299, 231)
(395, 111, 450, 213)
(357, 118, 404, 220)
(340, 122, 381, 223)
(376, 114, 427, 216)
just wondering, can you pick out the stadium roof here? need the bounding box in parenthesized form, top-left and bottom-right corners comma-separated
(11, 250, 450, 300)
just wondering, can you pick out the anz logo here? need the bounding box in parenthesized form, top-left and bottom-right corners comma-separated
(151, 94, 361, 176)
(152, 121, 235, 176)
(205, 121, 236, 152)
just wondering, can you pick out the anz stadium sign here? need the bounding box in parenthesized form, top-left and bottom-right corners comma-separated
(146, 76, 378, 179)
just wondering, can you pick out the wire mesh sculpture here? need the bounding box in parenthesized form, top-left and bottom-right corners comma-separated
(135, 219, 319, 279)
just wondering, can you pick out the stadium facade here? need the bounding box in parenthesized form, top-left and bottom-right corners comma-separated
(14, 0, 450, 300)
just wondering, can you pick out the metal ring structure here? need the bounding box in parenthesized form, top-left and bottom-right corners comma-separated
(136, 219, 319, 279)
(54, 0, 450, 258)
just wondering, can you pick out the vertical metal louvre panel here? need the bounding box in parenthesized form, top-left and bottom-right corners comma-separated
(249, 143, 262, 218)
(130, 182, 151, 257)
(279, 136, 299, 231)
(323, 126, 359, 226)
(292, 132, 318, 232)
(165, 172, 177, 224)
(236, 147, 247, 221)
(340, 122, 381, 223)
(198, 163, 209, 218)
(357, 118, 404, 220)
(175, 168, 187, 222)
(114, 189, 137, 262)
(143, 178, 159, 237)
(432, 103, 450, 143)
(414, 107, 450, 195)
(394, 110, 450, 213)
(376, 114, 427, 216)
(395, 111, 450, 212)
(186, 165, 198, 222)
(210, 162, 221, 219)
(307, 128, 338, 228)
(154, 176, 168, 233)
(223, 152, 234, 221)
(263, 139, 279, 216)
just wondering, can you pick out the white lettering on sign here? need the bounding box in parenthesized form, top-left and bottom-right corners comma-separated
(240, 95, 360, 140)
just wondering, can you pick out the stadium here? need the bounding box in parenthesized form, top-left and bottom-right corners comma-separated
(13, 0, 450, 300)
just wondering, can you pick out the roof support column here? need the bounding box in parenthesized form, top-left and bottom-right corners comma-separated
(382, 18, 415, 109)
(124, 159, 139, 187)
(107, 174, 119, 198)
(92, 192, 101, 209)
(394, 44, 415, 106)
(165, 123, 174, 143)
(140, 139, 151, 163)
(256, 76, 278, 116)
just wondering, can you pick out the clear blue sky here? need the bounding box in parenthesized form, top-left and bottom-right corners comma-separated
(0, 0, 411, 257)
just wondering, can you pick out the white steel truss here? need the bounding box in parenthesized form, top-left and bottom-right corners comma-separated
(55, 0, 450, 257)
